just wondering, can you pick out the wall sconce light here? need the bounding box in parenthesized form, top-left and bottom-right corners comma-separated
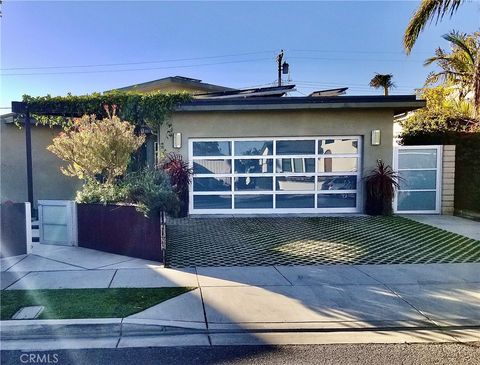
(173, 132, 182, 149)
(371, 130, 381, 146)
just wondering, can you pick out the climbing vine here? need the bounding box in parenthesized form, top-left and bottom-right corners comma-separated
(21, 91, 191, 133)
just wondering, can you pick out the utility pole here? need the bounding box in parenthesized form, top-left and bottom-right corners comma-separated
(276, 50, 284, 86)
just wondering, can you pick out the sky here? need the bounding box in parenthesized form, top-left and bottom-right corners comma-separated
(1, 1, 479, 112)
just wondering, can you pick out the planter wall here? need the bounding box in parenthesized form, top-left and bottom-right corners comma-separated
(77, 204, 163, 262)
(1, 202, 29, 258)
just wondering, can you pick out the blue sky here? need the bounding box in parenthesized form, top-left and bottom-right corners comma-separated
(1, 1, 479, 111)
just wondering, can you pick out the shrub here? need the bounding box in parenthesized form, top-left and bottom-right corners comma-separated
(76, 179, 128, 205)
(47, 107, 145, 184)
(76, 169, 179, 217)
(161, 153, 192, 217)
(122, 169, 179, 217)
(365, 160, 400, 216)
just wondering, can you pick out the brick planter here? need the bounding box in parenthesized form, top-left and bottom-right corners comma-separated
(77, 204, 164, 262)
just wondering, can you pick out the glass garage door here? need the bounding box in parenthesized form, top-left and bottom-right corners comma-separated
(189, 137, 361, 214)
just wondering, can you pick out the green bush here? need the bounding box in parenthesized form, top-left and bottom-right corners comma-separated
(76, 169, 179, 217)
(400, 131, 480, 213)
(122, 169, 179, 217)
(76, 180, 128, 205)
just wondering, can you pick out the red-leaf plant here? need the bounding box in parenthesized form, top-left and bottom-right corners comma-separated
(161, 152, 192, 217)
(365, 160, 401, 216)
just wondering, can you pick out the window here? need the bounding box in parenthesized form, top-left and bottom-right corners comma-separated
(190, 137, 361, 213)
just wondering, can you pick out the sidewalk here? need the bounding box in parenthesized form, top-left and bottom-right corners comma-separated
(1, 261, 480, 348)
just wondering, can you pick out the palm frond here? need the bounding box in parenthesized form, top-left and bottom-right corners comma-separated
(404, 0, 464, 54)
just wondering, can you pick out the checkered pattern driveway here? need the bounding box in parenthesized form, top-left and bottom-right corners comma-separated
(165, 216, 480, 268)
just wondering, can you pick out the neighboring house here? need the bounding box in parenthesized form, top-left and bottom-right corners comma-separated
(114, 75, 234, 94)
(0, 76, 425, 214)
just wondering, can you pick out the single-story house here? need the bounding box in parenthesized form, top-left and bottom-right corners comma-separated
(1, 76, 425, 215)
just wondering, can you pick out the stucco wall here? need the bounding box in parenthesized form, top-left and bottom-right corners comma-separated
(161, 109, 394, 172)
(0, 122, 81, 207)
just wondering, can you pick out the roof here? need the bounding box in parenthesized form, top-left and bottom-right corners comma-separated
(175, 95, 426, 114)
(114, 76, 234, 93)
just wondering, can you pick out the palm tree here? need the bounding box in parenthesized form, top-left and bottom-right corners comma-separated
(369, 74, 395, 96)
(402, 0, 480, 109)
(424, 31, 479, 100)
(403, 0, 464, 54)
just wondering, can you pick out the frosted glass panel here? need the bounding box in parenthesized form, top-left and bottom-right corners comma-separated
(43, 225, 68, 243)
(397, 191, 436, 211)
(398, 149, 437, 169)
(399, 170, 436, 190)
(43, 206, 67, 224)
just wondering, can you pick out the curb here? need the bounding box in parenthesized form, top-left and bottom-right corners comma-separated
(2, 318, 480, 341)
(0, 318, 206, 340)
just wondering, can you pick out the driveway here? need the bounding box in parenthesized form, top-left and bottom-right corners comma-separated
(166, 216, 480, 268)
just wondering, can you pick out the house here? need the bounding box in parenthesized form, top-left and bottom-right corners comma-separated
(0, 76, 425, 214)
(159, 92, 424, 214)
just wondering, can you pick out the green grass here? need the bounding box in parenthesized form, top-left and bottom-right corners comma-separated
(0, 287, 193, 320)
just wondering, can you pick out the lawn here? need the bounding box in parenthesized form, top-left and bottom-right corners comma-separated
(0, 287, 193, 320)
(166, 216, 480, 267)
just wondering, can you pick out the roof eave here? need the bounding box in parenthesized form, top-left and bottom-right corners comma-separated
(175, 99, 426, 114)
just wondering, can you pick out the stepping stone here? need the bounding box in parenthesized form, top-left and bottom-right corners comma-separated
(11, 306, 44, 319)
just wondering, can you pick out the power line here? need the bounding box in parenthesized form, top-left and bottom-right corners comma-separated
(0, 51, 276, 71)
(1, 57, 273, 76)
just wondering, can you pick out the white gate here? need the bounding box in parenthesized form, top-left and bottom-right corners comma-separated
(38, 200, 77, 246)
(394, 146, 443, 214)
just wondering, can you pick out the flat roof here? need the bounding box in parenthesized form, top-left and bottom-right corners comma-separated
(176, 95, 425, 114)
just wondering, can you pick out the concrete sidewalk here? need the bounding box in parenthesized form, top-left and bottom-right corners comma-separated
(2, 262, 479, 334)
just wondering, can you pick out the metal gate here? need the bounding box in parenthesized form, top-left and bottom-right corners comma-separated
(38, 200, 77, 246)
(394, 145, 443, 214)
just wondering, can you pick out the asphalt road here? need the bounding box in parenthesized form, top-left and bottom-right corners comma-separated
(1, 343, 480, 365)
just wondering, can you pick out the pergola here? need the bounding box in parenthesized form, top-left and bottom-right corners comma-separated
(11, 101, 84, 210)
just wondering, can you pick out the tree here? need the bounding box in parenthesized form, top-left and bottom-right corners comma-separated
(48, 106, 145, 184)
(424, 31, 479, 100)
(369, 73, 395, 96)
(400, 85, 478, 135)
(403, 0, 464, 54)
(403, 0, 480, 109)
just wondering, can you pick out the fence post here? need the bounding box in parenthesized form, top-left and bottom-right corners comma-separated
(160, 211, 166, 264)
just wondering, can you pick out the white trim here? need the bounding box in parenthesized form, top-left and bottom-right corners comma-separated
(393, 145, 442, 214)
(25, 202, 32, 254)
(38, 200, 78, 246)
(189, 136, 362, 214)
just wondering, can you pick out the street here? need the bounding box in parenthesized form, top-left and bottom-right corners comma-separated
(1, 343, 480, 365)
